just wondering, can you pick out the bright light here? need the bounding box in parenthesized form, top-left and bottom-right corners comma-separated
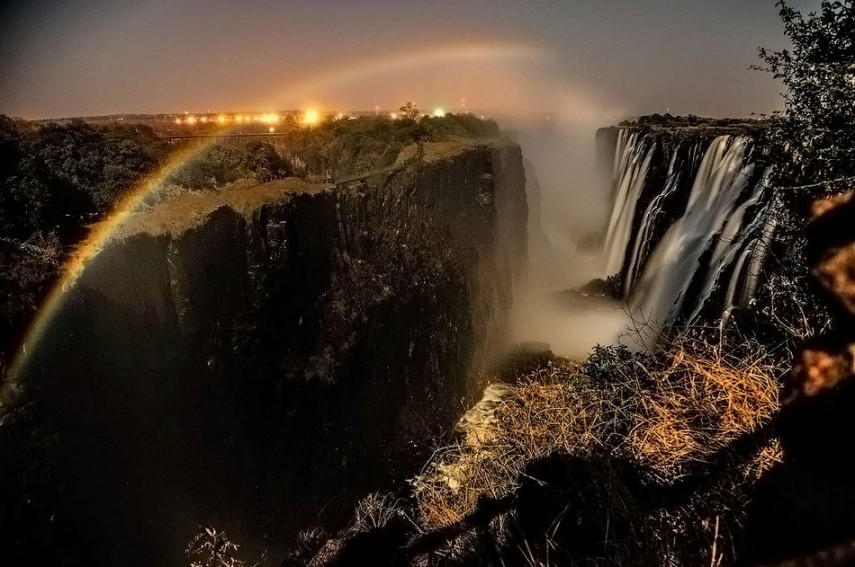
(390, 112, 398, 120)
(174, 118, 182, 125)
(336, 112, 344, 120)
(186, 116, 197, 125)
(303, 109, 320, 125)
(258, 113, 280, 124)
(217, 115, 227, 124)
(200, 116, 208, 123)
(433, 108, 445, 117)
(268, 127, 275, 133)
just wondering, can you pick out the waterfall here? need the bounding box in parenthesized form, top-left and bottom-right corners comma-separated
(600, 131, 772, 340)
(719, 209, 776, 319)
(738, 216, 776, 308)
(684, 170, 771, 324)
(602, 132, 655, 277)
(623, 151, 678, 294)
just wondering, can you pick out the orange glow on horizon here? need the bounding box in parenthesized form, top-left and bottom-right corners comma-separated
(303, 109, 321, 125)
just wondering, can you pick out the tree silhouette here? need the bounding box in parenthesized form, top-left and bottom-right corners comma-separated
(398, 102, 420, 121)
(756, 1, 855, 186)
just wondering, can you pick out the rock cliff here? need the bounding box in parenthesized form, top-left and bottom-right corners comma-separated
(0, 139, 528, 566)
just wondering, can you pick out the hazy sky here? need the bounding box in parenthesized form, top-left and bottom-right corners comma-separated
(0, 0, 822, 119)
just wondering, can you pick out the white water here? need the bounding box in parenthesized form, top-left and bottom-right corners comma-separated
(738, 215, 776, 308)
(607, 135, 769, 341)
(685, 169, 770, 324)
(602, 131, 655, 276)
(624, 150, 680, 294)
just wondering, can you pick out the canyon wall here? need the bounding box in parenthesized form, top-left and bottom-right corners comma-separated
(0, 140, 528, 566)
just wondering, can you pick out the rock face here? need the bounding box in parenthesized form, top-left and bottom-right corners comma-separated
(0, 140, 528, 566)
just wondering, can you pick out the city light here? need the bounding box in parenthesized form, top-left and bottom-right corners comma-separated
(303, 109, 320, 125)
(174, 118, 182, 125)
(217, 114, 227, 123)
(433, 108, 445, 117)
(269, 127, 275, 133)
(186, 116, 197, 125)
(390, 112, 398, 120)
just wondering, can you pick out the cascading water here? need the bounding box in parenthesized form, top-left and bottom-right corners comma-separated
(684, 170, 772, 324)
(734, 215, 776, 310)
(601, 130, 773, 342)
(602, 131, 655, 277)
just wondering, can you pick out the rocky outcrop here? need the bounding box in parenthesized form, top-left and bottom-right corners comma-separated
(0, 140, 528, 566)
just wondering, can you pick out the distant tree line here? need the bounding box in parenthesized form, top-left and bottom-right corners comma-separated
(281, 111, 500, 179)
(0, 116, 299, 241)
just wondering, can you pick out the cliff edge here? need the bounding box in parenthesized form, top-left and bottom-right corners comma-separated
(0, 138, 528, 566)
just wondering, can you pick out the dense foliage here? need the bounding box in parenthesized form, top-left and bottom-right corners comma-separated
(0, 118, 175, 354)
(0, 117, 167, 240)
(757, 0, 855, 186)
(283, 113, 500, 179)
(168, 140, 291, 189)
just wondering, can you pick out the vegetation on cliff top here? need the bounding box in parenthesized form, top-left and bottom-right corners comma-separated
(0, 111, 500, 375)
(276, 112, 500, 181)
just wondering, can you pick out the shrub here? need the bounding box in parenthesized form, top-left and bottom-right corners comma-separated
(410, 336, 783, 564)
(756, 1, 855, 187)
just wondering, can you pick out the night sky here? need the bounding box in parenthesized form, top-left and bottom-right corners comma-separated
(0, 0, 822, 119)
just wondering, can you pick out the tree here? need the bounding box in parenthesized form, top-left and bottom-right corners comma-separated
(243, 141, 288, 181)
(0, 118, 94, 239)
(399, 101, 420, 121)
(757, 1, 855, 186)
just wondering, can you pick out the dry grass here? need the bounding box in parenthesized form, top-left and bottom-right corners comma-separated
(348, 492, 406, 534)
(413, 360, 601, 528)
(412, 339, 783, 529)
(629, 344, 780, 478)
